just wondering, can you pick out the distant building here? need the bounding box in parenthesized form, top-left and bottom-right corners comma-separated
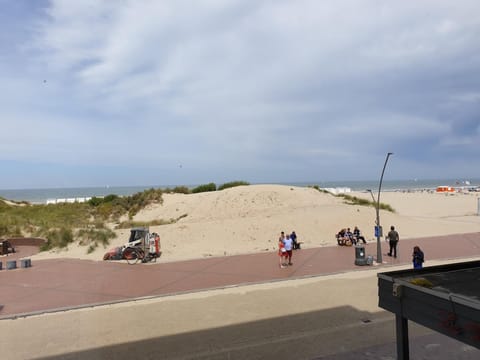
(323, 187, 352, 195)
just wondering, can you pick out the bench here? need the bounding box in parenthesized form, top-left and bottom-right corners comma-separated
(336, 235, 353, 246)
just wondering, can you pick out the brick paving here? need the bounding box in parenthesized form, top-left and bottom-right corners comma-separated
(0, 232, 479, 318)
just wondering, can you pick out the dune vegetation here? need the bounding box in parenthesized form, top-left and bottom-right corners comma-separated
(0, 188, 165, 251)
(337, 194, 395, 212)
(0, 181, 250, 253)
(1, 181, 394, 254)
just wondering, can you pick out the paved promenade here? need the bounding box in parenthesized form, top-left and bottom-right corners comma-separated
(1, 232, 479, 318)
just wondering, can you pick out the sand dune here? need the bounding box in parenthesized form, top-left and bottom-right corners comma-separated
(31, 184, 480, 262)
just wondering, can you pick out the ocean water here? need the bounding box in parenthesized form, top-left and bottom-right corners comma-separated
(0, 179, 478, 204)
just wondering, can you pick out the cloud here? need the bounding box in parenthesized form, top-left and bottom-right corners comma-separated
(0, 0, 479, 188)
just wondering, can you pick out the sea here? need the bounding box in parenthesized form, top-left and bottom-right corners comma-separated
(0, 179, 478, 204)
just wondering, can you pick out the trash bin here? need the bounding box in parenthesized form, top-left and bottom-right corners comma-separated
(355, 244, 367, 266)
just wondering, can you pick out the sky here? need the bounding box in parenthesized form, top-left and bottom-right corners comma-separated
(1, 0, 479, 189)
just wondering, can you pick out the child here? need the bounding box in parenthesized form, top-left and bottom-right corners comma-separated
(412, 246, 424, 269)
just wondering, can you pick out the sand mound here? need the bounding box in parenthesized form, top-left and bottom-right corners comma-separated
(31, 185, 480, 262)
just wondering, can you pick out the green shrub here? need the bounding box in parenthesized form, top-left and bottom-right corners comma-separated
(0, 218, 22, 237)
(192, 183, 217, 193)
(77, 227, 116, 249)
(0, 222, 8, 237)
(218, 181, 250, 191)
(0, 199, 9, 210)
(123, 188, 163, 217)
(13, 226, 22, 237)
(172, 186, 190, 194)
(0, 202, 91, 233)
(86, 189, 164, 220)
(88, 197, 104, 206)
(96, 202, 114, 220)
(40, 240, 51, 252)
(103, 194, 119, 202)
(0, 187, 167, 252)
(39, 228, 74, 250)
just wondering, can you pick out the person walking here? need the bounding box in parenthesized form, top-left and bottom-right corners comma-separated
(412, 246, 424, 269)
(386, 225, 400, 258)
(283, 234, 294, 265)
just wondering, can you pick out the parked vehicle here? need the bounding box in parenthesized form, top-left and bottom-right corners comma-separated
(103, 227, 161, 264)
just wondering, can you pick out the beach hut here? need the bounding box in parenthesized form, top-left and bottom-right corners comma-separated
(436, 186, 455, 193)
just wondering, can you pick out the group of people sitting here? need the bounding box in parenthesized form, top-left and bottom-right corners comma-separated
(336, 226, 367, 246)
(0, 239, 15, 255)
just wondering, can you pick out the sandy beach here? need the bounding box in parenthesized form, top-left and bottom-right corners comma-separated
(31, 184, 480, 262)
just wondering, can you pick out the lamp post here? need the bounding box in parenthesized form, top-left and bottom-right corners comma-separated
(368, 152, 393, 264)
(366, 189, 375, 203)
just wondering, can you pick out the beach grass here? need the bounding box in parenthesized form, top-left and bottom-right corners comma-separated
(337, 194, 395, 212)
(115, 213, 188, 229)
(0, 180, 252, 253)
(309, 185, 395, 212)
(218, 181, 250, 190)
(192, 182, 217, 193)
(309, 185, 330, 194)
(164, 186, 190, 194)
(0, 188, 165, 252)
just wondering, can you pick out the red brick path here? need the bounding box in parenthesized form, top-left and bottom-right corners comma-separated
(1, 232, 479, 318)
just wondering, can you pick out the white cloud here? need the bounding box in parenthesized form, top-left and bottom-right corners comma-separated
(0, 0, 479, 187)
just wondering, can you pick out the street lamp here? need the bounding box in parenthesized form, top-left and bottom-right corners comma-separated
(368, 152, 393, 264)
(366, 189, 375, 203)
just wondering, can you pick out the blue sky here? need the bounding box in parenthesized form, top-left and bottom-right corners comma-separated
(1, 0, 479, 189)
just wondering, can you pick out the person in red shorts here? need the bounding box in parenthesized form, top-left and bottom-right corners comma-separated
(278, 232, 287, 268)
(283, 233, 294, 265)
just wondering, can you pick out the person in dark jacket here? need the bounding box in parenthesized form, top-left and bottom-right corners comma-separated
(353, 226, 367, 244)
(412, 246, 424, 269)
(386, 225, 399, 258)
(291, 231, 300, 250)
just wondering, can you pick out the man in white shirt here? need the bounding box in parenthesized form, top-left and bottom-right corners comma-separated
(283, 234, 294, 265)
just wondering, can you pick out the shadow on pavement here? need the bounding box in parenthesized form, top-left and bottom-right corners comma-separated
(31, 305, 477, 360)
